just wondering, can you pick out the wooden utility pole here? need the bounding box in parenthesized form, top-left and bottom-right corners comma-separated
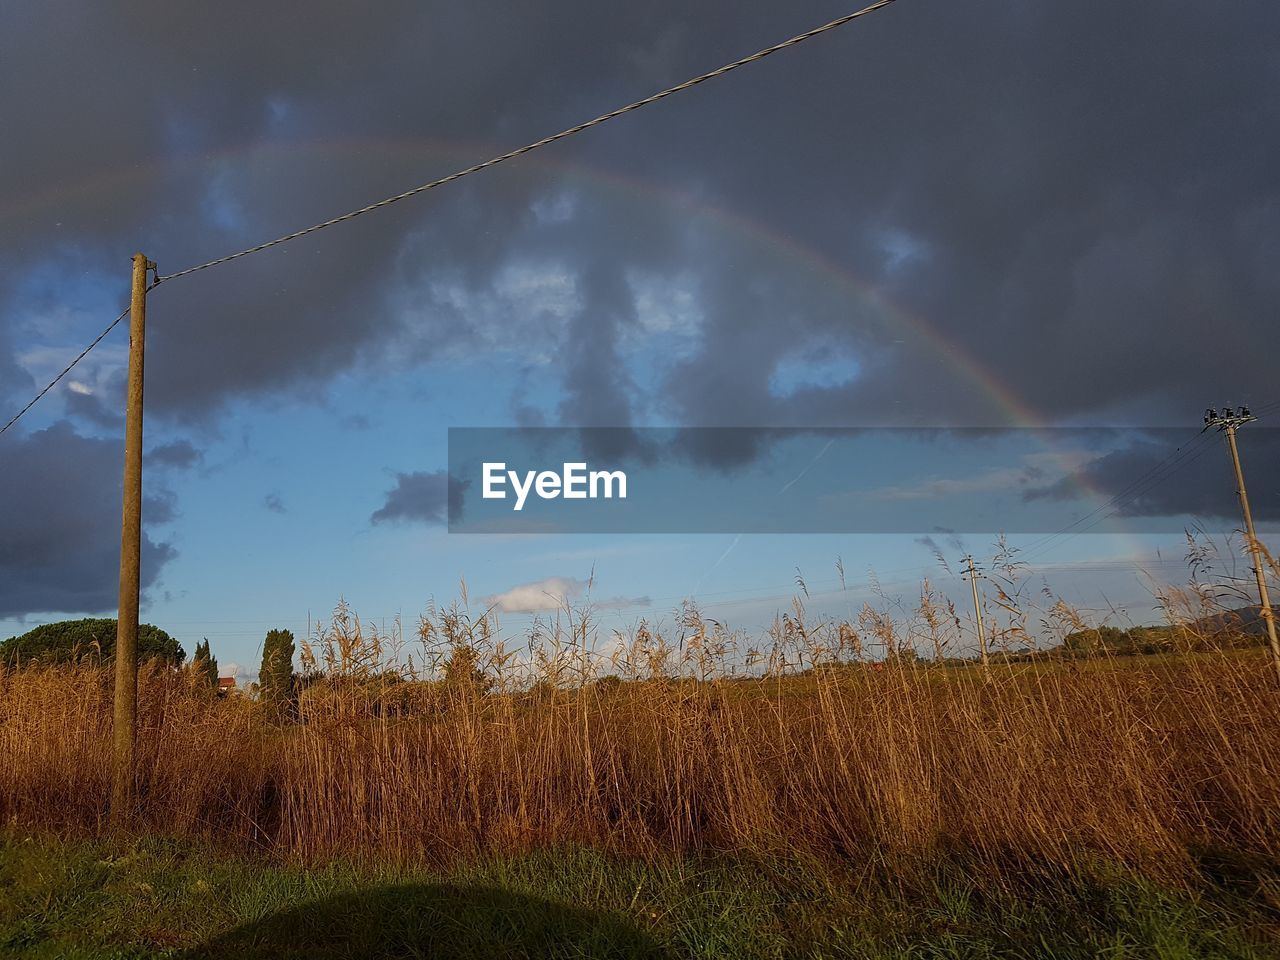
(1205, 407, 1280, 682)
(111, 253, 152, 827)
(963, 555, 989, 671)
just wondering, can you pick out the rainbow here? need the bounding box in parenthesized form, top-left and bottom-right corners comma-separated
(5, 136, 1136, 545)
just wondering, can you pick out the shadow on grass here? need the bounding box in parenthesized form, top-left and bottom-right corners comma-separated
(181, 882, 667, 959)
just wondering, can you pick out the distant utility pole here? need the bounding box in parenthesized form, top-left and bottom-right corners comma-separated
(962, 556, 989, 671)
(111, 253, 154, 828)
(1205, 406, 1280, 682)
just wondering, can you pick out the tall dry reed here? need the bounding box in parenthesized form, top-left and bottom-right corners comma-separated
(1, 575, 1277, 883)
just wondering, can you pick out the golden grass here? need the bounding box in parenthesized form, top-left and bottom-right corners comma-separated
(1, 589, 1277, 882)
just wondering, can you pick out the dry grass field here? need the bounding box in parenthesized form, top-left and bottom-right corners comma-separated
(3, 564, 1280, 956)
(3, 593, 1277, 884)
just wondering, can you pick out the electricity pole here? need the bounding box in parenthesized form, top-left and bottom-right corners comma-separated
(111, 253, 154, 827)
(1204, 407, 1280, 682)
(963, 555, 989, 671)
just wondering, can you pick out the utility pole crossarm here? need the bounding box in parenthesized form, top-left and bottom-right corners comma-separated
(963, 556, 989, 672)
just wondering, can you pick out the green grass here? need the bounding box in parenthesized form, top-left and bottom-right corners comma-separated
(0, 831, 1275, 959)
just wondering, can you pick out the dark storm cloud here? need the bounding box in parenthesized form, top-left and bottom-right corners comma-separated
(2, 2, 1278, 603)
(1024, 431, 1280, 523)
(146, 439, 202, 470)
(370, 471, 469, 526)
(556, 260, 639, 427)
(0, 423, 177, 618)
(143, 487, 179, 526)
(0, 329, 34, 415)
(5, 1, 1276, 430)
(669, 427, 786, 471)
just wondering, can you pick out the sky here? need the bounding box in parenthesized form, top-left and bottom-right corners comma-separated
(2, 1, 1278, 681)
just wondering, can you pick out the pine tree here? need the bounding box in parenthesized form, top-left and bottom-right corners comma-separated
(259, 628, 296, 719)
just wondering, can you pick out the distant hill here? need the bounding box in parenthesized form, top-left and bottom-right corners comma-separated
(1191, 605, 1275, 638)
(1025, 605, 1273, 661)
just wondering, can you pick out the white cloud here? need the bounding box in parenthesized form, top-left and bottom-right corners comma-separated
(398, 259, 581, 366)
(531, 189, 578, 224)
(482, 576, 588, 613)
(625, 268, 700, 340)
(18, 343, 126, 388)
(481, 575, 651, 615)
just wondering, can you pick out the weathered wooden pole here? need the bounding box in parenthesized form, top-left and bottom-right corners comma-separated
(1222, 420, 1280, 682)
(111, 252, 152, 828)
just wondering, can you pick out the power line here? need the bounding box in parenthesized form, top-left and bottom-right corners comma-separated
(0, 307, 129, 438)
(1013, 428, 1213, 562)
(1020, 439, 1213, 562)
(153, 0, 897, 284)
(1, 1, 897, 438)
(108, 557, 1196, 640)
(129, 557, 1199, 647)
(1017, 430, 1217, 565)
(1021, 402, 1277, 558)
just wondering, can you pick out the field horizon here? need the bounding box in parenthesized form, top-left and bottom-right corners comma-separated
(4, 558, 1280, 956)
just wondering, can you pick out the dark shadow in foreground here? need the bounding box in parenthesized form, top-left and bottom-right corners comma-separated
(181, 882, 667, 959)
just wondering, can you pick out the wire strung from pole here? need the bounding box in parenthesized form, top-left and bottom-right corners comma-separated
(1018, 433, 1214, 563)
(0, 0, 897, 438)
(154, 0, 897, 284)
(1014, 428, 1216, 564)
(1008, 427, 1208, 563)
(1, 0, 897, 436)
(1, 277, 159, 440)
(0, 307, 129, 438)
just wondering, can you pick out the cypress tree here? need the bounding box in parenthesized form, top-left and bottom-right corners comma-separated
(193, 638, 219, 689)
(259, 628, 296, 719)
